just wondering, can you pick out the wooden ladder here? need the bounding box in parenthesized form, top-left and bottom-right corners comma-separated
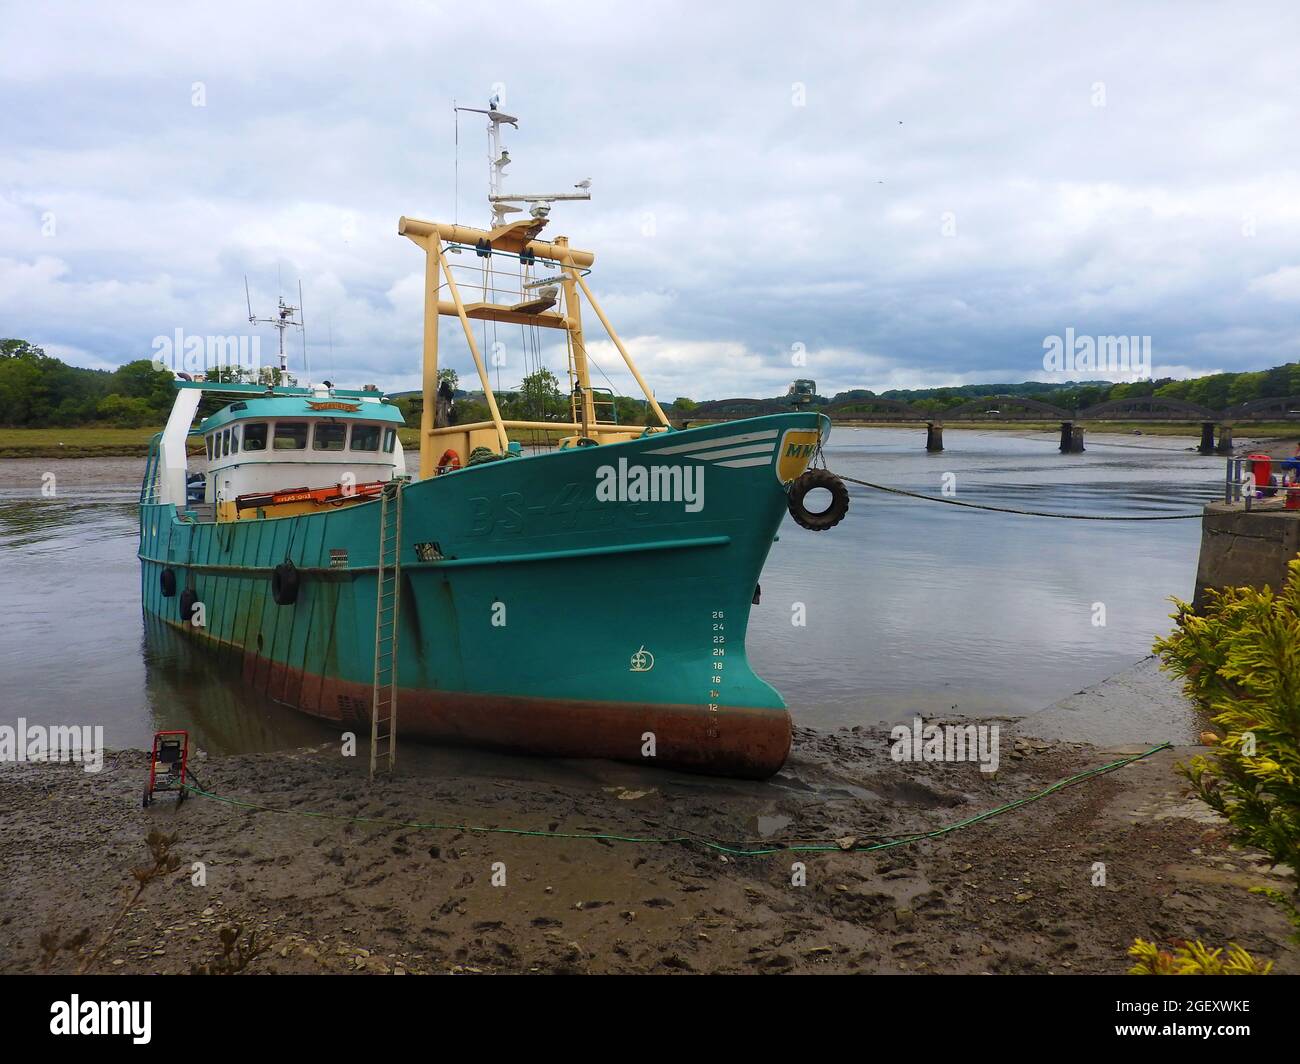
(369, 481, 402, 779)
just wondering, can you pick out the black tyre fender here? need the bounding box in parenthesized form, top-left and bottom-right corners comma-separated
(179, 587, 199, 625)
(159, 567, 177, 598)
(271, 561, 299, 606)
(787, 469, 850, 531)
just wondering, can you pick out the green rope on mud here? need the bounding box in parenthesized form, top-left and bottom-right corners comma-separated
(177, 742, 1172, 858)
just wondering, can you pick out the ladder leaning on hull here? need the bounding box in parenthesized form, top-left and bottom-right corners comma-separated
(369, 481, 402, 780)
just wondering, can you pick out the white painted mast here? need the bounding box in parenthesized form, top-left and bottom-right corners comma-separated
(245, 276, 304, 379)
(455, 96, 592, 226)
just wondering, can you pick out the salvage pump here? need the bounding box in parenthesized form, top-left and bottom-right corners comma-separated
(143, 730, 190, 808)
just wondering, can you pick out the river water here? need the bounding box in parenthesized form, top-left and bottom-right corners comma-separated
(0, 427, 1224, 754)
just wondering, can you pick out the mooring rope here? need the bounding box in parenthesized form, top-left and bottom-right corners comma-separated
(834, 473, 1211, 520)
(176, 743, 1171, 858)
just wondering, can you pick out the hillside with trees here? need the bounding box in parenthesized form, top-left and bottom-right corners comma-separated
(6, 335, 1300, 428)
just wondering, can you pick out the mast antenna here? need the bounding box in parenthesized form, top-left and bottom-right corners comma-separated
(298, 279, 310, 382)
(245, 275, 304, 379)
(453, 98, 592, 227)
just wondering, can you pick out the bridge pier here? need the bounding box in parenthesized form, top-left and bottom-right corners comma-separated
(1215, 423, 1234, 455)
(1059, 421, 1085, 453)
(1198, 422, 1216, 455)
(926, 421, 944, 452)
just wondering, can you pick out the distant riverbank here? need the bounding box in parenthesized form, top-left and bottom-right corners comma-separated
(0, 426, 425, 459)
(5, 422, 1297, 459)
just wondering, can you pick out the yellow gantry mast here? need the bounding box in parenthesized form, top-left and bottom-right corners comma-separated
(399, 103, 669, 480)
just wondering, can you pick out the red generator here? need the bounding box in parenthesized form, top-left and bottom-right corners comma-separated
(143, 730, 189, 808)
(1248, 454, 1274, 496)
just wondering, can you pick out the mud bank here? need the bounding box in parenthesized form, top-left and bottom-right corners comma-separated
(2, 720, 1294, 975)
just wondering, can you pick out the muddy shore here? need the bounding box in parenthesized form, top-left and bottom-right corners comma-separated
(3, 699, 1295, 975)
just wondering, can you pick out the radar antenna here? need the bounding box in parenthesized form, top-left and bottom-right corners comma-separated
(245, 275, 304, 378)
(453, 99, 592, 227)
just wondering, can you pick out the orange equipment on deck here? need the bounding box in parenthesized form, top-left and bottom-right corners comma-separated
(235, 480, 387, 512)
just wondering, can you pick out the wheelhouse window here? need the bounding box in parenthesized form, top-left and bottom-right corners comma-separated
(350, 424, 381, 451)
(383, 428, 396, 453)
(242, 423, 267, 451)
(222, 429, 230, 457)
(205, 435, 213, 460)
(313, 422, 347, 451)
(274, 422, 308, 450)
(231, 425, 240, 454)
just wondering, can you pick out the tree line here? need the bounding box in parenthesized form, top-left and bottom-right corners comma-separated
(8, 334, 1300, 428)
(671, 363, 1300, 414)
(0, 340, 664, 429)
(0, 340, 177, 427)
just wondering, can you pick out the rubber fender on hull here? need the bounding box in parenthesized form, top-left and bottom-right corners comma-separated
(179, 587, 198, 625)
(271, 561, 299, 606)
(787, 468, 850, 531)
(159, 567, 177, 597)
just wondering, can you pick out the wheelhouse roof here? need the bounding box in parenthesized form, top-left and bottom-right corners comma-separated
(198, 395, 405, 433)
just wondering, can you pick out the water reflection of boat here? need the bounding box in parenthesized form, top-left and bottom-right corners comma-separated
(141, 617, 334, 755)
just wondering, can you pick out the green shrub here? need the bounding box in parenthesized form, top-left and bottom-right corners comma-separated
(1128, 938, 1273, 975)
(1153, 559, 1300, 942)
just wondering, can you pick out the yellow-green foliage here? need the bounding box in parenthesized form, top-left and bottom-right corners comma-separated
(1154, 558, 1300, 941)
(1128, 938, 1273, 975)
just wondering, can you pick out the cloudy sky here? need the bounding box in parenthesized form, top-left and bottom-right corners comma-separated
(3, 1, 1300, 401)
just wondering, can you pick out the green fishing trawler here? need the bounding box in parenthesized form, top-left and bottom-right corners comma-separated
(137, 104, 847, 778)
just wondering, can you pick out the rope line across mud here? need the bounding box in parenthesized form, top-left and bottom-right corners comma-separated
(834, 472, 1210, 520)
(178, 742, 1172, 858)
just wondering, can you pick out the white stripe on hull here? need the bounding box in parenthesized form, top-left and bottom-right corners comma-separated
(683, 442, 777, 461)
(645, 428, 778, 456)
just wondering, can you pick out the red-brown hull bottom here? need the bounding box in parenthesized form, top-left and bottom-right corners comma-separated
(209, 626, 792, 779)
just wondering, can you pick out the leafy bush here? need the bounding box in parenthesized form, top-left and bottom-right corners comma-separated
(1128, 939, 1273, 975)
(1153, 559, 1300, 942)
(96, 394, 155, 426)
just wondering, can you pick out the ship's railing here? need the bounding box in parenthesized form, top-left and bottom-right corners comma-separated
(574, 386, 619, 426)
(1225, 454, 1300, 511)
(400, 215, 673, 476)
(436, 244, 583, 328)
(139, 431, 163, 505)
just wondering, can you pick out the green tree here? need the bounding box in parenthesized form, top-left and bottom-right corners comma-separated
(96, 394, 155, 426)
(0, 338, 48, 361)
(518, 367, 564, 420)
(113, 359, 175, 413)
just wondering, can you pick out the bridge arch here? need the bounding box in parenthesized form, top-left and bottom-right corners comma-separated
(938, 395, 1074, 420)
(683, 397, 781, 419)
(1221, 395, 1300, 421)
(1077, 396, 1218, 420)
(825, 397, 925, 421)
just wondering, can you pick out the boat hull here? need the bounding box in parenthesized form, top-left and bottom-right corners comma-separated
(139, 413, 826, 777)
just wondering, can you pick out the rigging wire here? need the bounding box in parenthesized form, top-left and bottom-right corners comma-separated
(834, 472, 1212, 520)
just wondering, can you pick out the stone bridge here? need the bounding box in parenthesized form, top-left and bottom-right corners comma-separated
(674, 394, 1300, 454)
